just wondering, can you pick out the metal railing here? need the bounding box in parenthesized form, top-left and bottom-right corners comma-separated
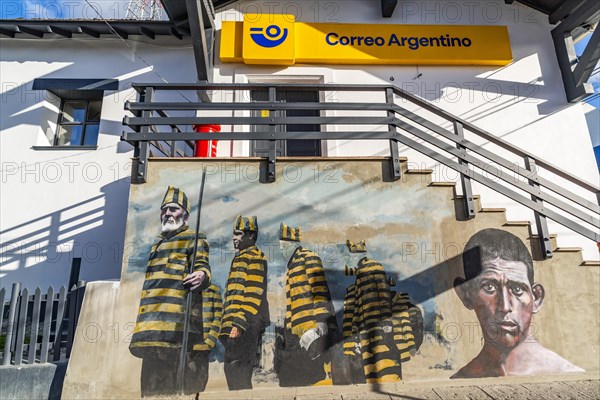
(121, 83, 600, 258)
(0, 282, 86, 365)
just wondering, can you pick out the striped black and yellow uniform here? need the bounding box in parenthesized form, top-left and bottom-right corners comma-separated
(130, 226, 211, 357)
(285, 247, 337, 338)
(191, 284, 223, 352)
(276, 247, 337, 387)
(390, 291, 417, 361)
(353, 257, 401, 383)
(221, 245, 269, 335)
(342, 284, 357, 339)
(328, 284, 366, 385)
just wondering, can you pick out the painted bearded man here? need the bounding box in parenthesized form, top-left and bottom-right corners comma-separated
(129, 186, 213, 397)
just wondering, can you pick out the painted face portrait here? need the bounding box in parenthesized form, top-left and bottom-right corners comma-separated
(160, 202, 187, 233)
(232, 229, 255, 251)
(461, 257, 544, 350)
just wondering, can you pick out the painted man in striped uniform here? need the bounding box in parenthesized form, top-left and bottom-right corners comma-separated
(276, 223, 338, 387)
(342, 240, 402, 383)
(129, 186, 213, 397)
(191, 283, 223, 393)
(219, 216, 269, 390)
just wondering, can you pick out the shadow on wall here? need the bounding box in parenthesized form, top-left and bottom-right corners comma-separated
(0, 179, 130, 290)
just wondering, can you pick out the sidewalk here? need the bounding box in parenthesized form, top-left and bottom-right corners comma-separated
(197, 373, 600, 400)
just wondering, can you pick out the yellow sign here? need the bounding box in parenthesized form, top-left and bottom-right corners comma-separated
(221, 14, 512, 66)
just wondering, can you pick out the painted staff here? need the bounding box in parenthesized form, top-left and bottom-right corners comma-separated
(177, 167, 208, 395)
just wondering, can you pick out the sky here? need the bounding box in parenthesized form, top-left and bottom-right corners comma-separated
(0, 0, 164, 20)
(575, 33, 600, 109)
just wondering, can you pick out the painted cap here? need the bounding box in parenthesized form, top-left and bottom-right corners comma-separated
(161, 186, 190, 215)
(346, 240, 367, 253)
(234, 215, 258, 232)
(279, 223, 301, 242)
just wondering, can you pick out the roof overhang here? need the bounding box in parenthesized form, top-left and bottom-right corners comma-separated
(0, 19, 188, 40)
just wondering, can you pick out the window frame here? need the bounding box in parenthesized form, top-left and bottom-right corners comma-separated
(54, 98, 102, 147)
(31, 78, 118, 151)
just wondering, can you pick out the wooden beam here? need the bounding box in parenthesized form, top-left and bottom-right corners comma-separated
(170, 26, 183, 40)
(381, 0, 398, 18)
(79, 26, 100, 38)
(48, 25, 72, 38)
(573, 26, 600, 87)
(140, 26, 155, 39)
(186, 0, 211, 82)
(16, 25, 44, 38)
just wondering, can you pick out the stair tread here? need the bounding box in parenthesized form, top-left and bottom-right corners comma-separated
(554, 247, 583, 252)
(406, 169, 433, 174)
(503, 221, 532, 226)
(430, 182, 456, 187)
(581, 261, 600, 266)
(480, 207, 507, 212)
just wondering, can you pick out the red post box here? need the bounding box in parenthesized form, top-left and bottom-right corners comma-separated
(193, 124, 221, 157)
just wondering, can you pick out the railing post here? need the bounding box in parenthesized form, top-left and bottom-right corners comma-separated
(267, 86, 277, 183)
(525, 156, 553, 259)
(454, 121, 476, 219)
(131, 87, 152, 184)
(386, 88, 402, 181)
(2, 283, 20, 365)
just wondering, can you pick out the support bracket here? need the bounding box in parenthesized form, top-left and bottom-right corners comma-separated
(525, 156, 553, 259)
(454, 121, 476, 219)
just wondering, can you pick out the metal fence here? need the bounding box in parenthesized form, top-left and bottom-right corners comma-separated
(121, 83, 600, 258)
(0, 281, 86, 366)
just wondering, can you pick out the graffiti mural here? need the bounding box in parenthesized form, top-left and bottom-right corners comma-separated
(275, 223, 338, 387)
(452, 228, 584, 378)
(75, 159, 589, 398)
(128, 186, 214, 397)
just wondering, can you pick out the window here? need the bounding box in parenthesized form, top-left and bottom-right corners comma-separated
(55, 98, 102, 146)
(32, 79, 118, 149)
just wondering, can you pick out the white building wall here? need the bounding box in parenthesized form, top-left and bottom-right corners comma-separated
(0, 35, 197, 290)
(212, 0, 600, 260)
(1, 0, 598, 292)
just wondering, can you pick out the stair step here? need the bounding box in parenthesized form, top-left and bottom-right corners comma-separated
(429, 182, 456, 187)
(406, 169, 433, 174)
(580, 261, 600, 267)
(454, 195, 481, 200)
(480, 208, 506, 213)
(554, 247, 583, 253)
(531, 234, 558, 239)
(503, 221, 531, 226)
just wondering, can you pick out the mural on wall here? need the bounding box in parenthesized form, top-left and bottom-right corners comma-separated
(275, 223, 338, 387)
(120, 161, 586, 397)
(452, 228, 584, 379)
(220, 215, 269, 391)
(128, 186, 216, 397)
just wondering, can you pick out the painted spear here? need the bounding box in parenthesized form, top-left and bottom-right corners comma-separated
(177, 167, 208, 395)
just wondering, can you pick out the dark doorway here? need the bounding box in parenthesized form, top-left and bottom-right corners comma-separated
(250, 90, 322, 157)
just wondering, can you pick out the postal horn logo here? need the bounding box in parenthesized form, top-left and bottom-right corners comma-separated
(250, 25, 289, 48)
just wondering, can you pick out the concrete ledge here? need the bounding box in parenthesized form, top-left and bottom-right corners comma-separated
(195, 373, 600, 400)
(0, 362, 67, 400)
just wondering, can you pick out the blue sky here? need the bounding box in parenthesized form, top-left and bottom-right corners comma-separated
(575, 34, 600, 109)
(0, 0, 138, 20)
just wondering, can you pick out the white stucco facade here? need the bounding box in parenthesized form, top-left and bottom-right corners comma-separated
(1, 35, 197, 289)
(1, 0, 598, 290)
